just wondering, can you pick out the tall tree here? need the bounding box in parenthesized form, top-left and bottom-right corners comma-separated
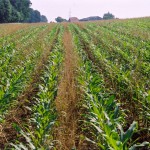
(41, 15, 48, 22)
(55, 17, 67, 23)
(0, 0, 11, 23)
(9, 0, 31, 22)
(0, 0, 48, 23)
(26, 8, 48, 23)
(103, 12, 115, 20)
(33, 10, 41, 22)
(10, 6, 22, 22)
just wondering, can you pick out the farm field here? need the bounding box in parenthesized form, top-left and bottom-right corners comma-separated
(0, 18, 150, 150)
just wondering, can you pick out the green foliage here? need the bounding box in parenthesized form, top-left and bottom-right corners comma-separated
(0, 18, 149, 149)
(70, 21, 150, 130)
(80, 16, 102, 21)
(69, 21, 149, 149)
(0, 0, 48, 23)
(28, 9, 41, 23)
(55, 16, 67, 23)
(41, 15, 48, 22)
(10, 7, 22, 22)
(10, 25, 64, 149)
(103, 12, 115, 20)
(25, 8, 48, 23)
(0, 0, 12, 23)
(10, 0, 31, 22)
(0, 25, 48, 121)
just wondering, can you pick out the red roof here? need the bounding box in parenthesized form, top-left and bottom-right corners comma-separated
(69, 17, 79, 22)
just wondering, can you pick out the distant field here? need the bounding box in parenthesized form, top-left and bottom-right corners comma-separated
(0, 18, 149, 149)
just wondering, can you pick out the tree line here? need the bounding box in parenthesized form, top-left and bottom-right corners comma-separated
(0, 0, 48, 23)
(55, 12, 115, 22)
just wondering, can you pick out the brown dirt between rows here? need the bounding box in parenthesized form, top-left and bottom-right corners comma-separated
(53, 25, 97, 150)
(54, 27, 80, 150)
(0, 28, 59, 149)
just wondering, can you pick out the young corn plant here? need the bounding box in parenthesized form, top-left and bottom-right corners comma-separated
(10, 25, 64, 150)
(0, 25, 56, 122)
(70, 25, 149, 149)
(71, 23, 150, 132)
(0, 46, 42, 121)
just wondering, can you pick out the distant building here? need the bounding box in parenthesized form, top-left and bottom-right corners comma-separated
(69, 17, 79, 22)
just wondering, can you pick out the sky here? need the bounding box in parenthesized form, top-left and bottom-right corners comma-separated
(31, 0, 150, 22)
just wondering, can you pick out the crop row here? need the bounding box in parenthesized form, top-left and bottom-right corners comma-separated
(69, 21, 149, 149)
(9, 25, 64, 149)
(70, 23, 150, 130)
(0, 25, 58, 121)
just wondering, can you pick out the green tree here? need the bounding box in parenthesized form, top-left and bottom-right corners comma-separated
(41, 15, 48, 22)
(0, 0, 48, 23)
(55, 16, 67, 23)
(33, 10, 41, 22)
(103, 12, 115, 20)
(26, 8, 47, 23)
(9, 0, 31, 21)
(0, 0, 11, 23)
(10, 7, 22, 22)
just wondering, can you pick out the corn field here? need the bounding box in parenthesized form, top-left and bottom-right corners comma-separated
(0, 18, 150, 150)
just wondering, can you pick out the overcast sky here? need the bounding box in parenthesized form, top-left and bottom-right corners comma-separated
(31, 0, 150, 22)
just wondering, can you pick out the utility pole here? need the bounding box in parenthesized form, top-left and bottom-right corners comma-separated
(69, 9, 72, 19)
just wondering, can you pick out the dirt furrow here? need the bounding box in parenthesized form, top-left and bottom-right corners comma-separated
(54, 26, 82, 150)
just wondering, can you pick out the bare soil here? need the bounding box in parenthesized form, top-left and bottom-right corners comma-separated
(54, 26, 80, 150)
(53, 25, 97, 150)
